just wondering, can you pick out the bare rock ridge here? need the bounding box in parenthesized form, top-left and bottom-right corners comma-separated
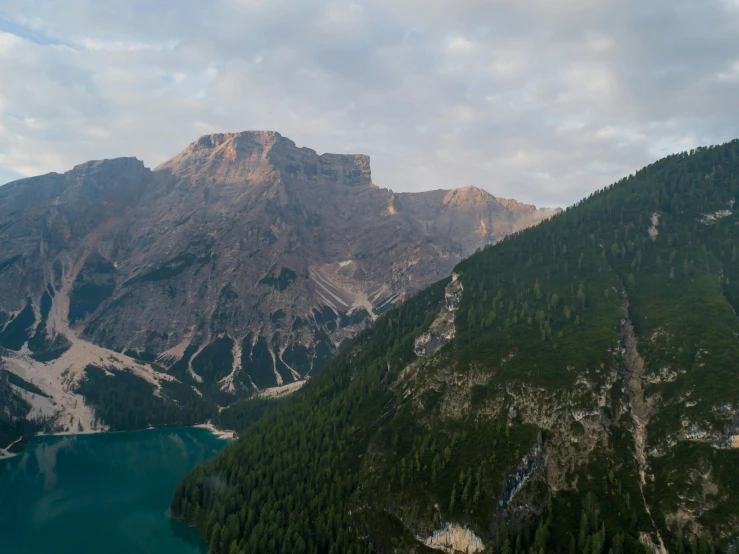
(0, 130, 559, 403)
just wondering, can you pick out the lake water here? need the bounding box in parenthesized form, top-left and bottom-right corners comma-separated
(0, 427, 227, 554)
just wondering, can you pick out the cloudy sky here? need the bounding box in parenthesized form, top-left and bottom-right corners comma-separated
(1, 1, 738, 206)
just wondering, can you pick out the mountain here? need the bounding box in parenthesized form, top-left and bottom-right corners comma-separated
(172, 140, 739, 553)
(0, 131, 555, 434)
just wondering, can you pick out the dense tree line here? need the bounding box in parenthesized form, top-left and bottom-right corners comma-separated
(76, 365, 216, 431)
(214, 397, 283, 435)
(172, 281, 449, 553)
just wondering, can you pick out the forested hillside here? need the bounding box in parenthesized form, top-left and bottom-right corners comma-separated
(172, 141, 739, 553)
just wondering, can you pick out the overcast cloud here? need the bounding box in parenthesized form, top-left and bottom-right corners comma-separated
(1, 0, 738, 206)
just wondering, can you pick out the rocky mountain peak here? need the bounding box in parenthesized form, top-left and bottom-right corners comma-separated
(497, 195, 544, 213)
(187, 130, 288, 160)
(195, 130, 283, 148)
(61, 157, 151, 204)
(156, 130, 372, 189)
(157, 130, 283, 175)
(0, 130, 558, 410)
(442, 185, 499, 207)
(70, 156, 147, 175)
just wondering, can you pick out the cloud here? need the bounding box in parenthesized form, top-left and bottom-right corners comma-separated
(1, 0, 738, 206)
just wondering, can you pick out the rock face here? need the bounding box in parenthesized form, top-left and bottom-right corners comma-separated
(397, 187, 558, 261)
(414, 273, 463, 357)
(0, 131, 557, 396)
(423, 523, 485, 553)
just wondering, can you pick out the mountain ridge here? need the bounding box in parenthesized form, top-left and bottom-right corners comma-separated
(0, 130, 557, 436)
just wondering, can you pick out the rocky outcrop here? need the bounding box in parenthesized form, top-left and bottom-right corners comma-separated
(0, 131, 557, 397)
(496, 433, 546, 513)
(621, 301, 668, 554)
(414, 274, 463, 357)
(398, 187, 559, 259)
(422, 523, 485, 554)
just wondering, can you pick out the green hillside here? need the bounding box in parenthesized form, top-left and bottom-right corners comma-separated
(172, 141, 739, 553)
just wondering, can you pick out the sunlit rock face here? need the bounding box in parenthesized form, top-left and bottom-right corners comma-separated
(0, 130, 556, 394)
(422, 523, 485, 553)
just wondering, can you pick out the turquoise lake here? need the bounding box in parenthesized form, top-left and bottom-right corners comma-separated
(0, 427, 227, 554)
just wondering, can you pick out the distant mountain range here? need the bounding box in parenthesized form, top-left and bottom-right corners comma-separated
(0, 130, 556, 430)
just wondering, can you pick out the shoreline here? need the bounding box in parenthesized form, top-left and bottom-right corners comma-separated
(1, 422, 236, 460)
(192, 422, 236, 440)
(0, 437, 24, 460)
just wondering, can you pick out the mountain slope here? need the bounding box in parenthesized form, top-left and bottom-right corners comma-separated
(78, 132, 555, 387)
(0, 131, 555, 437)
(172, 140, 739, 553)
(0, 132, 553, 404)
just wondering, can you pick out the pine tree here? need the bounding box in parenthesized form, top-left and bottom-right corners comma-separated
(210, 523, 222, 554)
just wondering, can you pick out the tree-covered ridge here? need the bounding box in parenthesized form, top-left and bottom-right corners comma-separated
(456, 141, 739, 409)
(172, 140, 739, 553)
(449, 141, 739, 548)
(172, 280, 449, 553)
(75, 365, 215, 431)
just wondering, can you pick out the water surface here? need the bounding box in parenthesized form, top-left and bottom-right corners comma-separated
(0, 427, 226, 554)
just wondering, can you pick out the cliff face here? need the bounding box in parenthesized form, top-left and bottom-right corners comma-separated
(0, 158, 151, 312)
(397, 186, 560, 259)
(0, 131, 557, 396)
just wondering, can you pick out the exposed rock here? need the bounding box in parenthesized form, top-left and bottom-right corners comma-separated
(645, 365, 682, 384)
(496, 432, 546, 513)
(699, 209, 733, 224)
(648, 212, 660, 240)
(0, 130, 557, 397)
(711, 404, 739, 449)
(414, 274, 463, 357)
(399, 187, 560, 259)
(256, 379, 307, 399)
(621, 301, 668, 554)
(421, 523, 485, 554)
